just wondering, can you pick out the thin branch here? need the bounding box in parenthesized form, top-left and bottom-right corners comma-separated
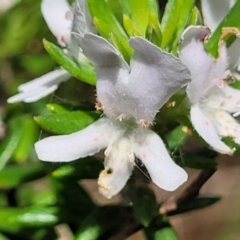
(159, 168, 216, 214)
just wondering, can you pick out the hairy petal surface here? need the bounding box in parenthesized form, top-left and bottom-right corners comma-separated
(127, 37, 190, 122)
(180, 26, 228, 104)
(41, 0, 72, 46)
(80, 33, 130, 118)
(98, 137, 134, 199)
(35, 118, 121, 162)
(132, 128, 188, 191)
(7, 69, 70, 103)
(190, 104, 233, 154)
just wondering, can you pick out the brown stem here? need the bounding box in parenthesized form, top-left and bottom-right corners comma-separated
(159, 169, 216, 215)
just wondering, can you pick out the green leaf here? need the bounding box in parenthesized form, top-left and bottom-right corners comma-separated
(144, 216, 174, 240)
(121, 0, 149, 37)
(165, 126, 187, 150)
(188, 6, 203, 26)
(148, 0, 160, 18)
(0, 207, 58, 232)
(51, 178, 95, 224)
(46, 103, 69, 114)
(205, 0, 240, 57)
(87, 0, 127, 40)
(52, 157, 103, 179)
(0, 233, 9, 240)
(179, 148, 218, 170)
(161, 0, 182, 49)
(171, 0, 194, 54)
(154, 227, 179, 240)
(0, 118, 23, 170)
(0, 164, 45, 189)
(12, 117, 38, 162)
(34, 111, 100, 134)
(167, 196, 221, 216)
(161, 0, 194, 50)
(222, 137, 240, 155)
(43, 39, 96, 85)
(16, 207, 58, 228)
(132, 187, 157, 227)
(146, 11, 162, 46)
(75, 206, 133, 240)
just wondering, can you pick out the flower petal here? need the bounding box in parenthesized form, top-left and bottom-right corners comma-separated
(201, 0, 235, 31)
(205, 85, 240, 114)
(227, 38, 240, 73)
(179, 26, 228, 104)
(80, 33, 130, 118)
(7, 69, 70, 103)
(80, 33, 129, 69)
(35, 117, 121, 162)
(127, 37, 190, 122)
(41, 0, 72, 46)
(18, 69, 70, 92)
(212, 109, 240, 144)
(71, 0, 96, 38)
(98, 137, 134, 199)
(132, 128, 188, 191)
(7, 85, 58, 103)
(190, 104, 233, 154)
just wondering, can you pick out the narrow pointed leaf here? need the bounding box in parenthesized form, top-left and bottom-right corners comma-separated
(43, 39, 96, 85)
(165, 125, 187, 150)
(34, 111, 100, 134)
(87, 0, 128, 40)
(132, 187, 157, 227)
(121, 0, 149, 37)
(52, 157, 103, 179)
(167, 196, 221, 216)
(0, 164, 45, 189)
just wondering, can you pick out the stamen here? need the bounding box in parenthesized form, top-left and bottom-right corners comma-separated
(140, 119, 150, 128)
(104, 145, 112, 156)
(95, 101, 103, 110)
(233, 111, 240, 117)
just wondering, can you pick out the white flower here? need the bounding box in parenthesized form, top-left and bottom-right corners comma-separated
(7, 0, 94, 103)
(179, 26, 240, 154)
(7, 0, 72, 103)
(201, 0, 240, 77)
(35, 34, 190, 198)
(7, 69, 71, 103)
(41, 0, 72, 47)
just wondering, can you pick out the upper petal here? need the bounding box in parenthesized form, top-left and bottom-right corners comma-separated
(80, 33, 130, 118)
(179, 26, 228, 104)
(35, 117, 121, 162)
(98, 137, 134, 199)
(190, 104, 233, 154)
(202, 0, 236, 31)
(132, 128, 188, 191)
(126, 37, 190, 122)
(41, 0, 72, 46)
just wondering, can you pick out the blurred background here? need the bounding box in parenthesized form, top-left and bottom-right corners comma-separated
(1, 1, 240, 240)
